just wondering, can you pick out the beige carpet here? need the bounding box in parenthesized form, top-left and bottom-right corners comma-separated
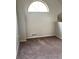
(17, 36, 62, 59)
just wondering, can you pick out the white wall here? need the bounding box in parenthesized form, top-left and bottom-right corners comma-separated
(16, 15, 19, 55)
(25, 0, 62, 38)
(57, 0, 62, 5)
(16, 24, 19, 55)
(16, 0, 27, 41)
(16, 0, 62, 40)
(26, 12, 56, 38)
(55, 22, 62, 39)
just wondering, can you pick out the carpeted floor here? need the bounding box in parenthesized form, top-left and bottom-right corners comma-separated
(17, 36, 62, 59)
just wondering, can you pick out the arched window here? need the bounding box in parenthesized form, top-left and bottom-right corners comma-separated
(28, 1, 49, 12)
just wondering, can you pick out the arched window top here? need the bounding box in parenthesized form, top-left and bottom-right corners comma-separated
(28, 1, 49, 12)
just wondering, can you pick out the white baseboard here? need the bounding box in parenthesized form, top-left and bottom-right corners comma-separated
(56, 35, 62, 39)
(20, 39, 26, 42)
(27, 34, 55, 39)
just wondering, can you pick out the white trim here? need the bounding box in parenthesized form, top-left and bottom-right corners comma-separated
(20, 39, 27, 42)
(27, 34, 55, 39)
